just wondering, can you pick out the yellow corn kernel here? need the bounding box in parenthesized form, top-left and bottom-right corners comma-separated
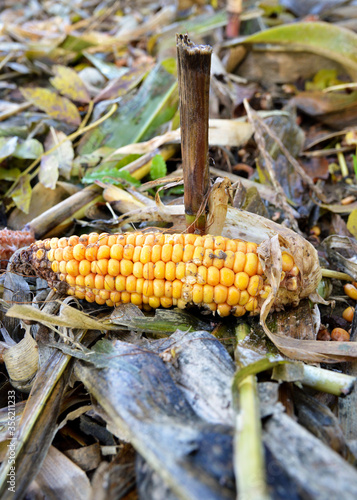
(247, 275, 263, 297)
(286, 277, 298, 291)
(182, 283, 192, 302)
(186, 262, 197, 278)
(66, 275, 76, 286)
(246, 242, 257, 253)
(109, 244, 123, 261)
(144, 234, 155, 246)
(143, 262, 155, 280)
(95, 296, 106, 305)
(193, 236, 204, 247)
(183, 244, 194, 262)
(84, 273, 95, 289)
(203, 236, 214, 249)
(234, 272, 249, 290)
(97, 245, 110, 260)
(205, 302, 217, 313)
(88, 233, 99, 244)
(79, 260, 91, 276)
(203, 249, 214, 267)
(282, 252, 294, 272)
(95, 275, 104, 290)
(73, 244, 86, 261)
(126, 233, 136, 246)
(245, 297, 258, 312)
(47, 249, 55, 262)
(153, 279, 165, 297)
(220, 268, 235, 287)
(98, 234, 109, 245)
(223, 250, 235, 270)
(233, 305, 246, 317)
(290, 265, 300, 277)
(85, 245, 98, 262)
(135, 234, 145, 246)
(172, 234, 184, 245)
(160, 297, 173, 308)
(108, 235, 118, 247)
(133, 262, 143, 278)
(67, 259, 79, 277)
(106, 299, 114, 307)
(176, 262, 186, 280)
(227, 286, 240, 306)
(79, 235, 89, 245)
(44, 239, 51, 250)
(140, 245, 151, 264)
(51, 261, 59, 273)
(214, 284, 228, 304)
(54, 248, 63, 262)
(184, 234, 196, 245)
(165, 261, 176, 281)
(203, 284, 214, 303)
(207, 266, 220, 286)
(59, 236, 69, 247)
(233, 252, 246, 273)
(197, 266, 207, 284)
(172, 244, 184, 263)
(154, 233, 165, 245)
(343, 306, 354, 322)
(237, 241, 247, 253)
(133, 246, 142, 262)
(213, 236, 226, 251)
(85, 290, 95, 302)
(131, 293, 142, 306)
(164, 281, 173, 298)
(162, 243, 173, 262)
(151, 244, 161, 263)
(59, 261, 67, 274)
(217, 303, 231, 317)
(104, 275, 115, 291)
(257, 261, 263, 275)
(149, 296, 161, 308)
(143, 280, 154, 297)
(123, 244, 134, 260)
(212, 251, 225, 270)
(192, 284, 203, 304)
(96, 259, 108, 275)
(75, 288, 86, 300)
(244, 253, 258, 277)
(50, 238, 59, 249)
(226, 240, 237, 252)
(172, 279, 183, 299)
(154, 261, 165, 279)
(107, 259, 119, 277)
(136, 278, 144, 294)
(120, 259, 133, 277)
(193, 246, 204, 264)
(239, 291, 249, 306)
(121, 291, 131, 304)
(115, 275, 126, 292)
(63, 246, 74, 261)
(126, 275, 137, 293)
(260, 285, 271, 300)
(110, 291, 121, 304)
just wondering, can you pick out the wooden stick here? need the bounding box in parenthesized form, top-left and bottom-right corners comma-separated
(176, 34, 212, 233)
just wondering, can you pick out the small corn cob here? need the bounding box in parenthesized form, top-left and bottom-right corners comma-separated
(9, 232, 301, 317)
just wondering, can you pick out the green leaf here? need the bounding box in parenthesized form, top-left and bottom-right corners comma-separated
(150, 154, 167, 180)
(11, 174, 32, 213)
(50, 65, 90, 103)
(0, 167, 21, 181)
(242, 22, 357, 79)
(83, 167, 141, 187)
(20, 87, 81, 126)
(0, 136, 18, 162)
(78, 60, 178, 154)
(13, 138, 43, 159)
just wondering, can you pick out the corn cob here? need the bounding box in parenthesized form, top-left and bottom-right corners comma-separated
(9, 232, 301, 317)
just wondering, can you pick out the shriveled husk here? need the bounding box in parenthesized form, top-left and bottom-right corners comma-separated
(3, 329, 39, 392)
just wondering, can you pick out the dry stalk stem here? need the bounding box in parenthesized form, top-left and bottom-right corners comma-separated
(176, 34, 212, 233)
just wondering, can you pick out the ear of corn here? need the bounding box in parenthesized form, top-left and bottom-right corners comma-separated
(9, 232, 303, 317)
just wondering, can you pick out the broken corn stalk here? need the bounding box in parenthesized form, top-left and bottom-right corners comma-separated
(9, 231, 321, 320)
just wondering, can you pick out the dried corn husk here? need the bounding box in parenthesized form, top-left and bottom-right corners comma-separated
(3, 328, 39, 391)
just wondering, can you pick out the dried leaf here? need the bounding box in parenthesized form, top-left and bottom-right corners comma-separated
(50, 65, 90, 103)
(0, 136, 18, 162)
(20, 87, 81, 126)
(40, 129, 74, 188)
